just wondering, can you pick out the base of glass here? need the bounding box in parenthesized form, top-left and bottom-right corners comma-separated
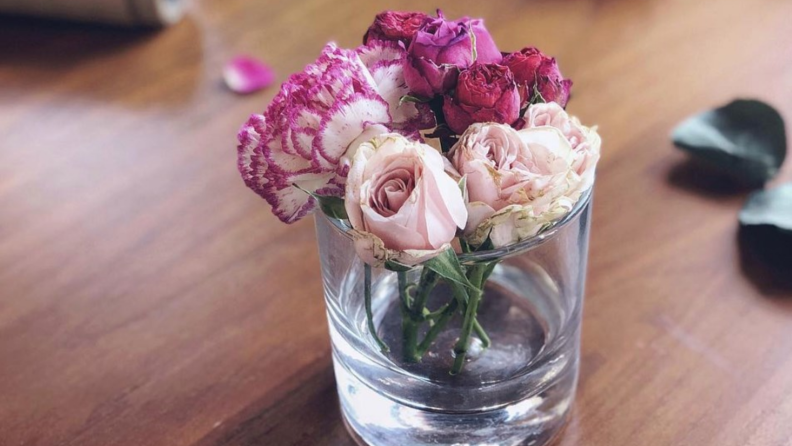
(334, 355, 576, 446)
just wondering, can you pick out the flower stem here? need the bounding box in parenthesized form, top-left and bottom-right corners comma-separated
(399, 271, 420, 362)
(451, 285, 483, 375)
(468, 263, 491, 348)
(473, 319, 491, 348)
(424, 303, 450, 320)
(413, 268, 438, 318)
(364, 264, 389, 353)
(416, 298, 459, 356)
(447, 270, 490, 348)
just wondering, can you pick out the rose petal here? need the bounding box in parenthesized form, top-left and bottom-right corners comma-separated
(350, 229, 390, 267)
(224, 56, 276, 94)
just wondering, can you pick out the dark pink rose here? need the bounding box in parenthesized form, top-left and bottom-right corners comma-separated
(363, 11, 431, 47)
(502, 47, 573, 107)
(442, 63, 520, 134)
(404, 14, 502, 98)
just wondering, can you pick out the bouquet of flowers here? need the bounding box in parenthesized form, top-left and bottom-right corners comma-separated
(236, 10, 600, 374)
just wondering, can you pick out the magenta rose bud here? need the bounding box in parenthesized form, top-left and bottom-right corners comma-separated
(502, 47, 573, 107)
(363, 11, 431, 47)
(442, 63, 520, 134)
(404, 14, 502, 98)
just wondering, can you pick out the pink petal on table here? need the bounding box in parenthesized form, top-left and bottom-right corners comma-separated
(223, 56, 276, 94)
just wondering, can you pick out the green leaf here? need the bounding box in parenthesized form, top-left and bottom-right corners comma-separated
(316, 195, 348, 220)
(458, 176, 468, 202)
(384, 260, 413, 272)
(292, 184, 348, 219)
(399, 94, 431, 106)
(529, 83, 546, 105)
(739, 183, 792, 232)
(423, 249, 475, 290)
(738, 183, 792, 278)
(480, 261, 499, 284)
(672, 99, 787, 186)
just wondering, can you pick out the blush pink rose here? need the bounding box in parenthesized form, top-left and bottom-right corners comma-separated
(522, 102, 601, 194)
(450, 123, 578, 247)
(345, 133, 467, 266)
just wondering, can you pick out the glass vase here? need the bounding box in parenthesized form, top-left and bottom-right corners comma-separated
(314, 189, 593, 446)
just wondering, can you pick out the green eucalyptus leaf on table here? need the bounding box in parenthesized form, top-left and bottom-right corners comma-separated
(739, 183, 792, 234)
(739, 183, 792, 280)
(672, 99, 787, 186)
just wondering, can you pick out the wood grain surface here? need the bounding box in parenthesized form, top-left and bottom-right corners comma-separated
(1, 0, 792, 445)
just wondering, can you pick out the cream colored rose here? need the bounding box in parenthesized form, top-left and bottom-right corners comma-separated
(450, 122, 581, 247)
(524, 102, 601, 196)
(345, 134, 468, 266)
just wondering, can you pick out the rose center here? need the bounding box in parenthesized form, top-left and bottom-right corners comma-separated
(371, 167, 415, 217)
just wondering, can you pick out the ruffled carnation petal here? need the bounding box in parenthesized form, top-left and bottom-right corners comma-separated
(237, 114, 268, 193)
(238, 42, 421, 223)
(313, 94, 392, 169)
(265, 183, 317, 224)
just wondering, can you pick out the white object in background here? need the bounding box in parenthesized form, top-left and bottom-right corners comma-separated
(0, 0, 185, 26)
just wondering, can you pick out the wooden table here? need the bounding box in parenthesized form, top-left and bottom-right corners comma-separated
(2, 0, 791, 444)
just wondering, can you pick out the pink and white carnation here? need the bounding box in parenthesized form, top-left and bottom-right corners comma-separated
(345, 133, 467, 266)
(237, 43, 434, 223)
(450, 122, 586, 247)
(356, 40, 436, 133)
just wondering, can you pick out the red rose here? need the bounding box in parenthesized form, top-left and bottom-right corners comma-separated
(363, 11, 431, 47)
(442, 63, 520, 134)
(502, 47, 572, 107)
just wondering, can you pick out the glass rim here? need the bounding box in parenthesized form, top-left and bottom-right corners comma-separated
(321, 186, 593, 263)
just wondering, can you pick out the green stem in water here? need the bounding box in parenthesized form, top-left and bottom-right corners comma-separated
(424, 303, 450, 320)
(451, 285, 483, 375)
(468, 263, 491, 348)
(399, 271, 420, 362)
(416, 298, 459, 356)
(448, 276, 491, 348)
(412, 269, 438, 317)
(364, 264, 389, 353)
(473, 318, 491, 348)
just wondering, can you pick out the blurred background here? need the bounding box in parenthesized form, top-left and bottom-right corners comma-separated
(1, 0, 791, 445)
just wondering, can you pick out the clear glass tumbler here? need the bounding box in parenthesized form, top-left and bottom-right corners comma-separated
(315, 189, 593, 446)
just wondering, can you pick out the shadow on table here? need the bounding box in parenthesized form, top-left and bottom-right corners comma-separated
(0, 15, 152, 66)
(200, 364, 354, 446)
(666, 158, 755, 198)
(0, 14, 202, 108)
(738, 226, 792, 298)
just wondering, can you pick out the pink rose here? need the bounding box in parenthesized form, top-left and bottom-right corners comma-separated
(363, 11, 431, 47)
(502, 47, 572, 107)
(523, 102, 601, 194)
(450, 123, 578, 247)
(404, 13, 502, 98)
(345, 133, 467, 266)
(442, 63, 520, 134)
